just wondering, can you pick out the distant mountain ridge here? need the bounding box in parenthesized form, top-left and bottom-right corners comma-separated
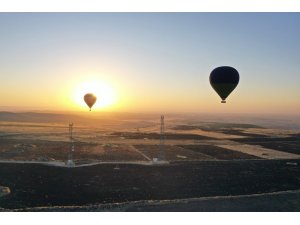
(0, 111, 85, 123)
(0, 111, 160, 127)
(1, 111, 300, 130)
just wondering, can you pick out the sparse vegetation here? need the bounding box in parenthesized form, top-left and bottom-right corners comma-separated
(0, 113, 300, 211)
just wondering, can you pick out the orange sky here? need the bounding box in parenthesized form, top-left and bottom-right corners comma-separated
(0, 13, 300, 114)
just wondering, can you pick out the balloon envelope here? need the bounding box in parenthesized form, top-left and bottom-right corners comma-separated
(209, 66, 239, 103)
(84, 93, 97, 111)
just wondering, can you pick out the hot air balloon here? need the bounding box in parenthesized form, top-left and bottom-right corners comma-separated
(209, 66, 239, 103)
(84, 93, 97, 111)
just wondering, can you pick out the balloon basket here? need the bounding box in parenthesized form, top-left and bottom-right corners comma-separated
(221, 100, 226, 103)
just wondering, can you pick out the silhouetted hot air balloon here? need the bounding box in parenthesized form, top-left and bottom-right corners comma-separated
(84, 93, 97, 111)
(209, 66, 239, 103)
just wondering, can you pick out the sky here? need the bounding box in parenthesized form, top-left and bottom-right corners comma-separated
(0, 13, 299, 114)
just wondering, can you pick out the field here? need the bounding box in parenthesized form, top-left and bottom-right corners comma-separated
(0, 112, 300, 211)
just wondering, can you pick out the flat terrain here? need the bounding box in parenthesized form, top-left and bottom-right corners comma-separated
(0, 112, 300, 211)
(1, 160, 300, 211)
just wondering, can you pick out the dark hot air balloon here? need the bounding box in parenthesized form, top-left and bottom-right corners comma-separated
(209, 66, 239, 103)
(84, 93, 97, 111)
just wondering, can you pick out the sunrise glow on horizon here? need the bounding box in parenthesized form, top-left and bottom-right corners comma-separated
(72, 78, 118, 111)
(0, 13, 299, 114)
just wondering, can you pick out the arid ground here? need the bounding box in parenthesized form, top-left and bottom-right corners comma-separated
(0, 112, 300, 211)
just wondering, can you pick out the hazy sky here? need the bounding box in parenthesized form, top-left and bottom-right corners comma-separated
(0, 13, 299, 114)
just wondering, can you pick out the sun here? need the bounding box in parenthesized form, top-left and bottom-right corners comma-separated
(74, 79, 117, 110)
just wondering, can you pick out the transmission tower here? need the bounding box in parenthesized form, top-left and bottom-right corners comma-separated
(159, 115, 165, 161)
(67, 123, 75, 167)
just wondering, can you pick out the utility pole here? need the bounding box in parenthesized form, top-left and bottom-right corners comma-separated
(67, 123, 75, 167)
(159, 115, 165, 161)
